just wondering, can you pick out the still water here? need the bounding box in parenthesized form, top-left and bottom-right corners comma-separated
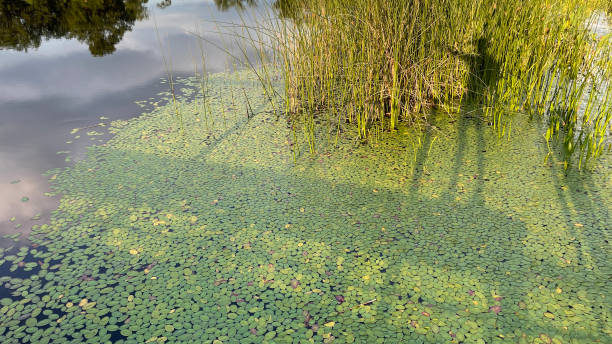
(0, 0, 263, 245)
(0, 2, 610, 344)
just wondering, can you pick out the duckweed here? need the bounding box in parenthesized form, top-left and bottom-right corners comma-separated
(0, 69, 610, 343)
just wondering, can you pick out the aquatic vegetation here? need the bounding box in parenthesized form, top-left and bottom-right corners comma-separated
(0, 70, 610, 343)
(275, 0, 612, 167)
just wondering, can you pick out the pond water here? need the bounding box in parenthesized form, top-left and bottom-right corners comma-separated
(0, 2, 611, 344)
(0, 0, 264, 246)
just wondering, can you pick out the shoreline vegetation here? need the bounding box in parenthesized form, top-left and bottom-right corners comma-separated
(259, 0, 612, 169)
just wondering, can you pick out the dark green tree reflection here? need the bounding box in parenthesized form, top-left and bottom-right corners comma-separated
(0, 0, 150, 56)
(214, 0, 257, 11)
(0, 0, 289, 57)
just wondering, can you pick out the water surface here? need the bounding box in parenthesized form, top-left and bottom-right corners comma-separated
(0, 0, 263, 246)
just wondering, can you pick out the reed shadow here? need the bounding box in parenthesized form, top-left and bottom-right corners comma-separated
(1, 110, 607, 342)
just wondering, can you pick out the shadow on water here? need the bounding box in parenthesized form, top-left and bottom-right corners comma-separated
(0, 99, 605, 342)
(405, 95, 609, 341)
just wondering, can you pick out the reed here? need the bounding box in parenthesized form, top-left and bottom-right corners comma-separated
(274, 0, 612, 167)
(194, 34, 212, 133)
(154, 15, 184, 133)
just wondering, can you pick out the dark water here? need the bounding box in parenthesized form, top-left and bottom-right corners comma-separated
(0, 0, 265, 246)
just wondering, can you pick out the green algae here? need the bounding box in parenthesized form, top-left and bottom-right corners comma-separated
(0, 69, 610, 344)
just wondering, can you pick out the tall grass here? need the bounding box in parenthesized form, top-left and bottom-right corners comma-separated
(274, 0, 612, 167)
(154, 15, 184, 133)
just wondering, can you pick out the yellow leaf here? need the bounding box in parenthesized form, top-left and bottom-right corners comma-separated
(324, 322, 335, 327)
(544, 312, 555, 319)
(82, 302, 96, 310)
(556, 288, 562, 294)
(129, 249, 139, 255)
(574, 223, 583, 227)
(65, 302, 73, 308)
(79, 298, 88, 307)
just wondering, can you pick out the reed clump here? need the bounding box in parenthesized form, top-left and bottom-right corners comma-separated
(276, 0, 612, 167)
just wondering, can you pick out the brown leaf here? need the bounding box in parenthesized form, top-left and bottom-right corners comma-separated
(303, 310, 312, 326)
(249, 328, 257, 335)
(489, 305, 502, 315)
(290, 279, 301, 289)
(335, 295, 345, 304)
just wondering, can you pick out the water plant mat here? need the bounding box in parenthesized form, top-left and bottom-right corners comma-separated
(0, 70, 610, 343)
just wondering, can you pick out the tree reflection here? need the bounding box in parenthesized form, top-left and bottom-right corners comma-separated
(0, 0, 149, 56)
(214, 0, 257, 11)
(0, 0, 293, 56)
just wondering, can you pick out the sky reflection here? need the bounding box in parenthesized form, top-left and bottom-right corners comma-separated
(0, 0, 265, 245)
